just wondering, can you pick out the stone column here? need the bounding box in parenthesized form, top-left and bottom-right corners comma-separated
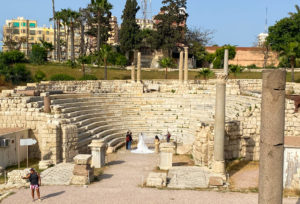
(224, 49, 229, 75)
(137, 52, 141, 82)
(159, 142, 176, 170)
(213, 74, 227, 175)
(71, 154, 94, 185)
(88, 140, 107, 168)
(184, 47, 189, 83)
(41, 92, 51, 113)
(258, 69, 286, 204)
(131, 66, 135, 82)
(179, 51, 184, 83)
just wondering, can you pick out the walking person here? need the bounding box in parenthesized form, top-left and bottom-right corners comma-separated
(22, 168, 41, 202)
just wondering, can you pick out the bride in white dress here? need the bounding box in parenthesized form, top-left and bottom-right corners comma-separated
(131, 133, 154, 154)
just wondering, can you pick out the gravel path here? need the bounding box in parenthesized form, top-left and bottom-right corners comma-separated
(2, 151, 300, 204)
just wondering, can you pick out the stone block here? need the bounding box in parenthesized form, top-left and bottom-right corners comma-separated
(209, 176, 224, 186)
(160, 142, 176, 154)
(146, 172, 167, 188)
(7, 169, 30, 185)
(73, 164, 93, 177)
(159, 152, 173, 170)
(73, 154, 92, 165)
(38, 160, 53, 170)
(70, 175, 90, 185)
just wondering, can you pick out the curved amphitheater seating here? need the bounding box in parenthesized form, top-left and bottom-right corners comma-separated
(47, 91, 260, 156)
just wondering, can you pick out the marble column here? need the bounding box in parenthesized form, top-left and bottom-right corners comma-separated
(131, 65, 135, 82)
(179, 51, 184, 83)
(224, 49, 229, 75)
(213, 74, 227, 175)
(137, 52, 141, 82)
(184, 47, 189, 83)
(258, 69, 286, 204)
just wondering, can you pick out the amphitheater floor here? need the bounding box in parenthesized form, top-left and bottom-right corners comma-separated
(2, 151, 300, 204)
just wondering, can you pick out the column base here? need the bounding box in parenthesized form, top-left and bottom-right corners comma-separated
(212, 160, 225, 175)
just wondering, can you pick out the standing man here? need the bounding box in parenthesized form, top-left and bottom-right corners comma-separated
(166, 131, 171, 143)
(128, 132, 133, 150)
(22, 168, 41, 202)
(126, 131, 130, 150)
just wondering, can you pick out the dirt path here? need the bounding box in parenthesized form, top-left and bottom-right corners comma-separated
(2, 151, 299, 204)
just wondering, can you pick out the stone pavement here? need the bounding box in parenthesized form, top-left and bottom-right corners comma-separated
(167, 166, 219, 189)
(41, 163, 74, 185)
(2, 151, 299, 204)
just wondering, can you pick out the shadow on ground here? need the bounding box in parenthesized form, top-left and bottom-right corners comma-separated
(173, 162, 189, 166)
(107, 160, 125, 166)
(41, 191, 65, 200)
(99, 174, 113, 180)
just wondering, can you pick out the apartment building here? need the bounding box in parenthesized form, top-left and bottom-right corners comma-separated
(2, 16, 119, 60)
(2, 17, 54, 57)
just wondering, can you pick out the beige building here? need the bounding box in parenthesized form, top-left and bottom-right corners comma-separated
(206, 46, 279, 68)
(136, 18, 154, 30)
(2, 16, 120, 60)
(2, 17, 54, 57)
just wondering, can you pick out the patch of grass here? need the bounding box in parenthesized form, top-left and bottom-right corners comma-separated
(226, 159, 259, 174)
(283, 188, 300, 198)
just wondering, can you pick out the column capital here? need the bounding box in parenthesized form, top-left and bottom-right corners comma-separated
(216, 73, 228, 83)
(184, 46, 189, 51)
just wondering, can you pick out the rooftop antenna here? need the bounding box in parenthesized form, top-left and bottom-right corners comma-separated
(140, 0, 152, 28)
(265, 7, 268, 33)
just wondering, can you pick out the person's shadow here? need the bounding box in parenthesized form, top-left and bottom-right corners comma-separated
(41, 191, 65, 200)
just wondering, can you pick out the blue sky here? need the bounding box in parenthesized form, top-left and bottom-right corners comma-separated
(0, 0, 299, 48)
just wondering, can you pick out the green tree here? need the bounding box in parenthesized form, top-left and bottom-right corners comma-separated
(267, 6, 300, 82)
(34, 70, 46, 82)
(159, 57, 176, 79)
(90, 0, 113, 52)
(0, 50, 25, 65)
(119, 0, 141, 59)
(154, 0, 188, 57)
(213, 45, 236, 68)
(30, 44, 48, 64)
(186, 28, 213, 67)
(197, 68, 214, 80)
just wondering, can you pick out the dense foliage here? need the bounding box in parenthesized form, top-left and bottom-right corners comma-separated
(30, 44, 48, 64)
(119, 0, 141, 56)
(267, 5, 300, 81)
(154, 0, 188, 56)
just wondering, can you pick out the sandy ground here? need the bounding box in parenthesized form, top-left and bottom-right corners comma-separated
(2, 151, 300, 204)
(230, 163, 259, 190)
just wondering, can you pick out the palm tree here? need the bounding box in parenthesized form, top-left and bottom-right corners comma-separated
(51, 11, 63, 62)
(68, 10, 80, 63)
(99, 44, 112, 80)
(282, 42, 299, 82)
(90, 0, 113, 52)
(59, 9, 71, 61)
(289, 5, 300, 16)
(159, 57, 176, 79)
(51, 0, 57, 60)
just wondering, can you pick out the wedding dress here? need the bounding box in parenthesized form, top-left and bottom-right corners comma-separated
(131, 133, 154, 154)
